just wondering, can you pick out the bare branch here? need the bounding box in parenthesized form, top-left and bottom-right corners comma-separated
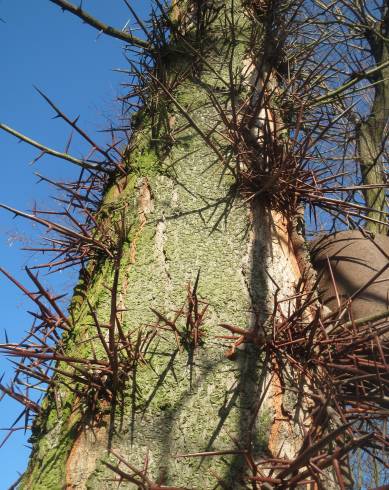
(312, 57, 389, 105)
(0, 122, 101, 171)
(48, 0, 150, 49)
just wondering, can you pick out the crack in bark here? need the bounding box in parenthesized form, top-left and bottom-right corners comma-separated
(155, 215, 173, 288)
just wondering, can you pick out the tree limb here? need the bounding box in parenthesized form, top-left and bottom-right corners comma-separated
(0, 122, 100, 171)
(312, 57, 389, 106)
(48, 0, 150, 49)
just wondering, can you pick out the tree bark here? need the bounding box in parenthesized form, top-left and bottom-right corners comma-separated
(20, 2, 310, 488)
(356, 12, 389, 233)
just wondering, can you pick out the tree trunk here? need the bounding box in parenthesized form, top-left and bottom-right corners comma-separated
(356, 15, 389, 233)
(21, 2, 310, 488)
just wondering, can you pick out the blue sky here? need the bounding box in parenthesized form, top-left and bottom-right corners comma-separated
(0, 1, 150, 486)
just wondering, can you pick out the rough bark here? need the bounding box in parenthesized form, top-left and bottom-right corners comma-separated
(20, 2, 308, 488)
(356, 11, 389, 233)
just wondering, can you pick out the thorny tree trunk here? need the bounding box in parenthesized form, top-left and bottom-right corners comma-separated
(20, 2, 322, 489)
